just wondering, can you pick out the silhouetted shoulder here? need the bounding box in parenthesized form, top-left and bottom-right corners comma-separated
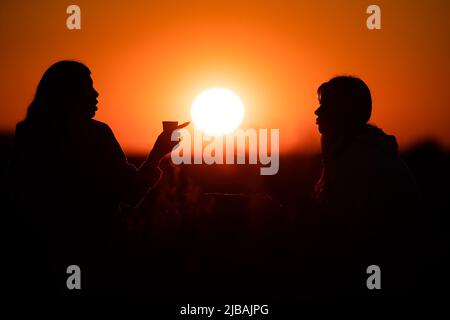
(81, 119, 129, 167)
(86, 119, 114, 134)
(82, 119, 119, 144)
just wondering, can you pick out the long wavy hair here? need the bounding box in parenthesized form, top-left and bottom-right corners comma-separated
(25, 60, 91, 123)
(314, 76, 374, 204)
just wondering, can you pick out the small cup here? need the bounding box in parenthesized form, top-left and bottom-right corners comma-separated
(162, 121, 178, 132)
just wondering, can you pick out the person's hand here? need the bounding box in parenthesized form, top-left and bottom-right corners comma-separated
(148, 122, 190, 162)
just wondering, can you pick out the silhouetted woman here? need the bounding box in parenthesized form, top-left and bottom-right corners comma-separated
(10, 60, 186, 297)
(311, 76, 422, 297)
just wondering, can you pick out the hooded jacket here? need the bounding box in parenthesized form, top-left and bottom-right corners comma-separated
(313, 125, 422, 296)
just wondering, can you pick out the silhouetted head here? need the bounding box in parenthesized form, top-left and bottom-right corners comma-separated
(25, 60, 99, 122)
(315, 76, 372, 135)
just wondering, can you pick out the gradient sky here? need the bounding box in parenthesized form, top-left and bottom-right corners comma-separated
(1, 0, 449, 153)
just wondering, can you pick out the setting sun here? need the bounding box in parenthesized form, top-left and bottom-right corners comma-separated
(191, 88, 244, 136)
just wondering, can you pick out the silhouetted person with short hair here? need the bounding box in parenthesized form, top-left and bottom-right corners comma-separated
(10, 60, 187, 297)
(311, 76, 422, 297)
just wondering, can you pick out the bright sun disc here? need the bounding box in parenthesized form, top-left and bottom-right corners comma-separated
(191, 88, 244, 136)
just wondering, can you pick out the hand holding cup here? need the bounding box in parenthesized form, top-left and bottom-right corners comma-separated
(150, 121, 190, 161)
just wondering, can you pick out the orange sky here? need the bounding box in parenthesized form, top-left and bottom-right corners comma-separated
(1, 0, 449, 153)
